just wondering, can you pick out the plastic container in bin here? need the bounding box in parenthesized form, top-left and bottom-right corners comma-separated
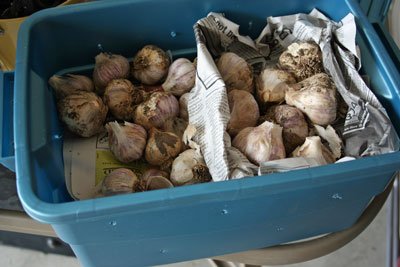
(14, 0, 400, 266)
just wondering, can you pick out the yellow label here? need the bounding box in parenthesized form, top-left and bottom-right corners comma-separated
(95, 150, 149, 186)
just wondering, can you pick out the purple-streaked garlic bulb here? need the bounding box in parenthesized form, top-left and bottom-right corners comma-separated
(232, 120, 286, 165)
(102, 168, 140, 196)
(49, 74, 94, 100)
(106, 121, 147, 163)
(162, 58, 196, 96)
(145, 128, 182, 167)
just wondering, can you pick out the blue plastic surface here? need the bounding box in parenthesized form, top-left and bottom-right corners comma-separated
(0, 71, 15, 172)
(13, 0, 400, 266)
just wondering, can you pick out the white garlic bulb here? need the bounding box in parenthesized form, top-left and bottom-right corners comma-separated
(162, 58, 196, 96)
(102, 168, 139, 196)
(106, 121, 147, 163)
(145, 128, 182, 167)
(57, 91, 108, 137)
(132, 45, 170, 85)
(279, 42, 324, 81)
(103, 79, 143, 121)
(256, 68, 296, 103)
(93, 52, 130, 95)
(134, 92, 179, 130)
(216, 52, 254, 93)
(170, 149, 211, 186)
(232, 121, 286, 165)
(285, 73, 337, 126)
(179, 93, 190, 121)
(292, 136, 335, 165)
(227, 89, 259, 136)
(49, 74, 94, 100)
(264, 104, 308, 154)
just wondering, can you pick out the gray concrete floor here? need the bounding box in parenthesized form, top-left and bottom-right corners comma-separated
(0, 199, 389, 267)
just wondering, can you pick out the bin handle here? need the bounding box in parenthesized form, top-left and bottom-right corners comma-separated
(214, 173, 396, 265)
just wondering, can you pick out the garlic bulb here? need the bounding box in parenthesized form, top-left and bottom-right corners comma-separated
(162, 58, 196, 96)
(232, 121, 285, 165)
(141, 169, 173, 190)
(48, 74, 94, 100)
(106, 121, 147, 163)
(227, 89, 259, 136)
(134, 92, 179, 129)
(285, 73, 337, 125)
(265, 104, 308, 154)
(216, 52, 254, 93)
(102, 168, 139, 196)
(132, 45, 170, 85)
(57, 91, 108, 137)
(145, 128, 182, 166)
(103, 79, 143, 121)
(162, 117, 188, 140)
(279, 42, 324, 81)
(170, 149, 212, 186)
(93, 52, 130, 95)
(256, 68, 296, 103)
(292, 136, 335, 165)
(179, 93, 190, 121)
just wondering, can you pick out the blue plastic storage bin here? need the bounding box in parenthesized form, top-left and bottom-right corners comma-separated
(13, 0, 400, 266)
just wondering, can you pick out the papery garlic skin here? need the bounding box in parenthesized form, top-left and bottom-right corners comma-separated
(216, 52, 254, 93)
(144, 176, 174, 191)
(279, 42, 324, 81)
(141, 168, 169, 181)
(103, 79, 143, 121)
(170, 149, 211, 186)
(145, 128, 182, 167)
(106, 121, 147, 163)
(285, 73, 337, 126)
(58, 91, 108, 137)
(232, 121, 286, 165)
(93, 52, 130, 95)
(134, 92, 179, 130)
(292, 136, 335, 165)
(162, 117, 188, 141)
(265, 104, 308, 154)
(227, 89, 260, 136)
(102, 168, 139, 196)
(49, 74, 94, 100)
(132, 45, 170, 85)
(256, 68, 296, 103)
(179, 93, 190, 121)
(162, 58, 196, 96)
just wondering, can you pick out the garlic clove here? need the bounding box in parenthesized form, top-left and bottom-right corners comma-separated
(227, 89, 260, 136)
(93, 52, 130, 95)
(232, 121, 286, 165)
(103, 79, 143, 121)
(132, 45, 170, 85)
(57, 91, 108, 137)
(162, 58, 196, 97)
(279, 42, 324, 81)
(264, 104, 308, 154)
(285, 73, 337, 126)
(179, 93, 190, 121)
(134, 92, 179, 130)
(256, 68, 296, 103)
(292, 136, 335, 165)
(170, 149, 211, 186)
(216, 52, 254, 93)
(48, 74, 94, 100)
(145, 128, 182, 167)
(102, 168, 139, 196)
(106, 121, 147, 163)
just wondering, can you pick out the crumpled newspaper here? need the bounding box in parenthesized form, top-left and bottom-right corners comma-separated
(188, 9, 399, 181)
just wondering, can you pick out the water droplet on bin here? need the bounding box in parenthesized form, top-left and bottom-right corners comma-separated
(170, 31, 177, 38)
(221, 209, 228, 215)
(276, 227, 284, 232)
(160, 249, 167, 254)
(109, 220, 117, 226)
(248, 21, 253, 30)
(53, 134, 62, 140)
(97, 44, 105, 52)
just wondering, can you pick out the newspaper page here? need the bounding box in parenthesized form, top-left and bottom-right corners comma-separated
(191, 9, 399, 180)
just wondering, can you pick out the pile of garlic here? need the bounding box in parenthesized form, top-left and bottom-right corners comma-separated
(220, 41, 343, 167)
(49, 45, 210, 198)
